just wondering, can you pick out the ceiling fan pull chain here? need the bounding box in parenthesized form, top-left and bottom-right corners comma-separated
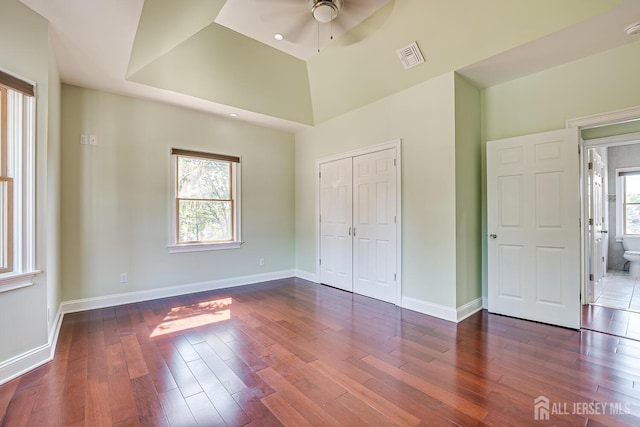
(330, 15, 334, 40)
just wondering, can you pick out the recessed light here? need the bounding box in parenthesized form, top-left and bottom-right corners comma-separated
(273, 33, 284, 41)
(229, 113, 239, 118)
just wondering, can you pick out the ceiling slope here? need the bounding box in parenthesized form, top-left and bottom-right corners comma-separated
(20, 0, 640, 131)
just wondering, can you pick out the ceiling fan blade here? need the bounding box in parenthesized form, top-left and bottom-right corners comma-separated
(283, 17, 316, 44)
(334, 0, 394, 46)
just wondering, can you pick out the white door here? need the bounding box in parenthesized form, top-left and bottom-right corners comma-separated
(487, 127, 581, 329)
(319, 158, 353, 292)
(589, 149, 606, 302)
(353, 149, 397, 303)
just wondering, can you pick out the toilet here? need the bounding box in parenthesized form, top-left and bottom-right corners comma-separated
(622, 235, 640, 277)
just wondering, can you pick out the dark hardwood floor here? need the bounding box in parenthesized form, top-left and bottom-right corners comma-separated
(1, 277, 640, 426)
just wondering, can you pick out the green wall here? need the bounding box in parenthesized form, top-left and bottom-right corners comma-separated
(0, 0, 59, 364)
(61, 86, 296, 301)
(483, 40, 640, 142)
(454, 74, 482, 307)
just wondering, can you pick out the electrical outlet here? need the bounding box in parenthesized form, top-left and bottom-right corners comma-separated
(259, 258, 265, 266)
(120, 273, 128, 283)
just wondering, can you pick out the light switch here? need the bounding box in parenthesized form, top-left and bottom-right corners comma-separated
(89, 135, 98, 145)
(80, 134, 88, 145)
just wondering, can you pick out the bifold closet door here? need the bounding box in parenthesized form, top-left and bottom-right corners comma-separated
(319, 158, 353, 292)
(353, 149, 397, 303)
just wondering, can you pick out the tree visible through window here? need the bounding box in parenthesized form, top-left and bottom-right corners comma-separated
(170, 148, 241, 250)
(177, 155, 233, 242)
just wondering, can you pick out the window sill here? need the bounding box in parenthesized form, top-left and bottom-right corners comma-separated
(0, 270, 41, 294)
(167, 241, 243, 254)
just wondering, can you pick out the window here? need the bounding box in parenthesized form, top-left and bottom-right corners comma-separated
(0, 70, 38, 292)
(620, 169, 640, 235)
(168, 148, 241, 253)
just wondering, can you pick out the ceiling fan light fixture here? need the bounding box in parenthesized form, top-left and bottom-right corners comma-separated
(310, 0, 342, 24)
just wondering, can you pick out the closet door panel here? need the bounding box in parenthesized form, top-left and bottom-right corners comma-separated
(353, 149, 397, 303)
(319, 158, 353, 291)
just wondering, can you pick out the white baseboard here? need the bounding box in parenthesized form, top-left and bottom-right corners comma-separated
(402, 296, 458, 322)
(48, 306, 64, 356)
(0, 305, 64, 386)
(294, 270, 318, 283)
(0, 343, 52, 386)
(482, 296, 488, 310)
(60, 270, 296, 315)
(456, 298, 483, 322)
(401, 296, 483, 323)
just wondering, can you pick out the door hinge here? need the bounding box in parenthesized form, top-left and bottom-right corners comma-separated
(578, 144, 581, 155)
(588, 162, 593, 170)
(394, 158, 397, 167)
(589, 273, 594, 281)
(319, 259, 322, 266)
(394, 273, 397, 281)
(394, 216, 397, 224)
(588, 218, 593, 226)
(319, 171, 321, 179)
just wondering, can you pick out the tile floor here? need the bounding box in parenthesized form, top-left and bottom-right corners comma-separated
(582, 304, 640, 340)
(583, 270, 640, 340)
(593, 270, 640, 311)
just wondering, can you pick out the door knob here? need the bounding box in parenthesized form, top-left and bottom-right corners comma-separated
(601, 230, 608, 234)
(490, 233, 497, 239)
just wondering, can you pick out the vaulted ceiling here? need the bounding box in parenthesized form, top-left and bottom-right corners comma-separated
(20, 0, 640, 132)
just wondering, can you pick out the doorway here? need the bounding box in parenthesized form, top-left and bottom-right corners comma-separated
(582, 132, 640, 340)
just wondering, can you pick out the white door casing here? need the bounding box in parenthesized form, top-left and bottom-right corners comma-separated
(353, 149, 397, 303)
(487, 127, 581, 329)
(589, 149, 606, 302)
(319, 158, 353, 292)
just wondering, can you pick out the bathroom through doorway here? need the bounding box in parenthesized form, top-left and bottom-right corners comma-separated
(583, 131, 640, 339)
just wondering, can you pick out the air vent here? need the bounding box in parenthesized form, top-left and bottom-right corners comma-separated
(396, 42, 425, 69)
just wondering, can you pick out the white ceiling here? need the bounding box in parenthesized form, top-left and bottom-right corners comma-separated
(17, 0, 640, 132)
(215, 0, 392, 60)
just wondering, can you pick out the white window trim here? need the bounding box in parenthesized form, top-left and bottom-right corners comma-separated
(0, 87, 40, 293)
(167, 148, 242, 253)
(615, 166, 640, 242)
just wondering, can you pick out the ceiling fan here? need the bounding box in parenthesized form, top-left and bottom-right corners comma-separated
(255, 0, 386, 48)
(308, 0, 344, 24)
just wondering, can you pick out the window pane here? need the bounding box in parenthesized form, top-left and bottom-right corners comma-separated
(178, 200, 232, 242)
(626, 175, 640, 203)
(177, 156, 230, 200)
(626, 205, 640, 234)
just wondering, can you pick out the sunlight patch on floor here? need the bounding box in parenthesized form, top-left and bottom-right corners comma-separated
(150, 297, 232, 337)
